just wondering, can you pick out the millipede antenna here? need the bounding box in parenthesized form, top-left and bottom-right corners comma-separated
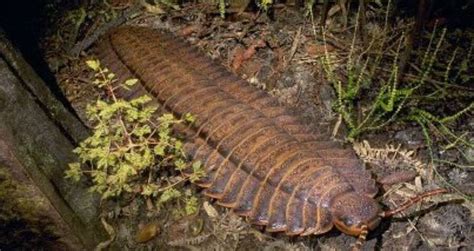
(380, 188, 448, 218)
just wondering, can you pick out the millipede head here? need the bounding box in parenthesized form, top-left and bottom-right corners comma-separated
(345, 188, 449, 250)
(330, 192, 382, 236)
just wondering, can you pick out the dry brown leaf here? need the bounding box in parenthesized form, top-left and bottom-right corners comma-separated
(232, 39, 266, 71)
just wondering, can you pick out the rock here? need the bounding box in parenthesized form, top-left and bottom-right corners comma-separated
(419, 205, 471, 247)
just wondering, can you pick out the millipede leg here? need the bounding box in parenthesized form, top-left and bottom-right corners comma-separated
(351, 224, 368, 251)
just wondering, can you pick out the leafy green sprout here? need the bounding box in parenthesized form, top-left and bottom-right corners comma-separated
(65, 59, 205, 214)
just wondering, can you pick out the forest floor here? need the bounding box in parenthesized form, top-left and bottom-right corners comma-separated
(42, 1, 473, 250)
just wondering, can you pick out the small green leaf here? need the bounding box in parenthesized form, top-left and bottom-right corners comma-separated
(175, 140, 183, 151)
(190, 161, 205, 183)
(158, 188, 181, 204)
(174, 159, 186, 170)
(125, 78, 139, 86)
(184, 196, 199, 215)
(184, 113, 195, 123)
(160, 113, 175, 123)
(65, 163, 82, 182)
(141, 184, 159, 196)
(154, 144, 165, 156)
(192, 161, 201, 171)
(86, 59, 100, 71)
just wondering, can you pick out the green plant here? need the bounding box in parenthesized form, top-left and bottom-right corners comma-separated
(322, 3, 472, 139)
(256, 0, 273, 11)
(65, 59, 204, 214)
(322, 1, 400, 140)
(219, 0, 226, 18)
(320, 3, 473, 198)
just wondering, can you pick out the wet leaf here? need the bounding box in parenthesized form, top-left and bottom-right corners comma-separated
(135, 222, 159, 243)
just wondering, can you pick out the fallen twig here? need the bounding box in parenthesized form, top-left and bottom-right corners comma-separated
(284, 26, 302, 68)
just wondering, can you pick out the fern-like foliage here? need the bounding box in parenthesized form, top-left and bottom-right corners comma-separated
(65, 59, 204, 215)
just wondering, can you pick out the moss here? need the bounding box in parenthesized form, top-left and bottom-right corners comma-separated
(0, 167, 61, 249)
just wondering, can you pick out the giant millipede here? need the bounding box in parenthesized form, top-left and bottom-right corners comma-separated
(94, 26, 447, 250)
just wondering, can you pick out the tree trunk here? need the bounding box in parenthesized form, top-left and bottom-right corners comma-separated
(0, 28, 106, 250)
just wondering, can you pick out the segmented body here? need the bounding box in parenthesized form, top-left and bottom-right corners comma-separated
(95, 26, 378, 236)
